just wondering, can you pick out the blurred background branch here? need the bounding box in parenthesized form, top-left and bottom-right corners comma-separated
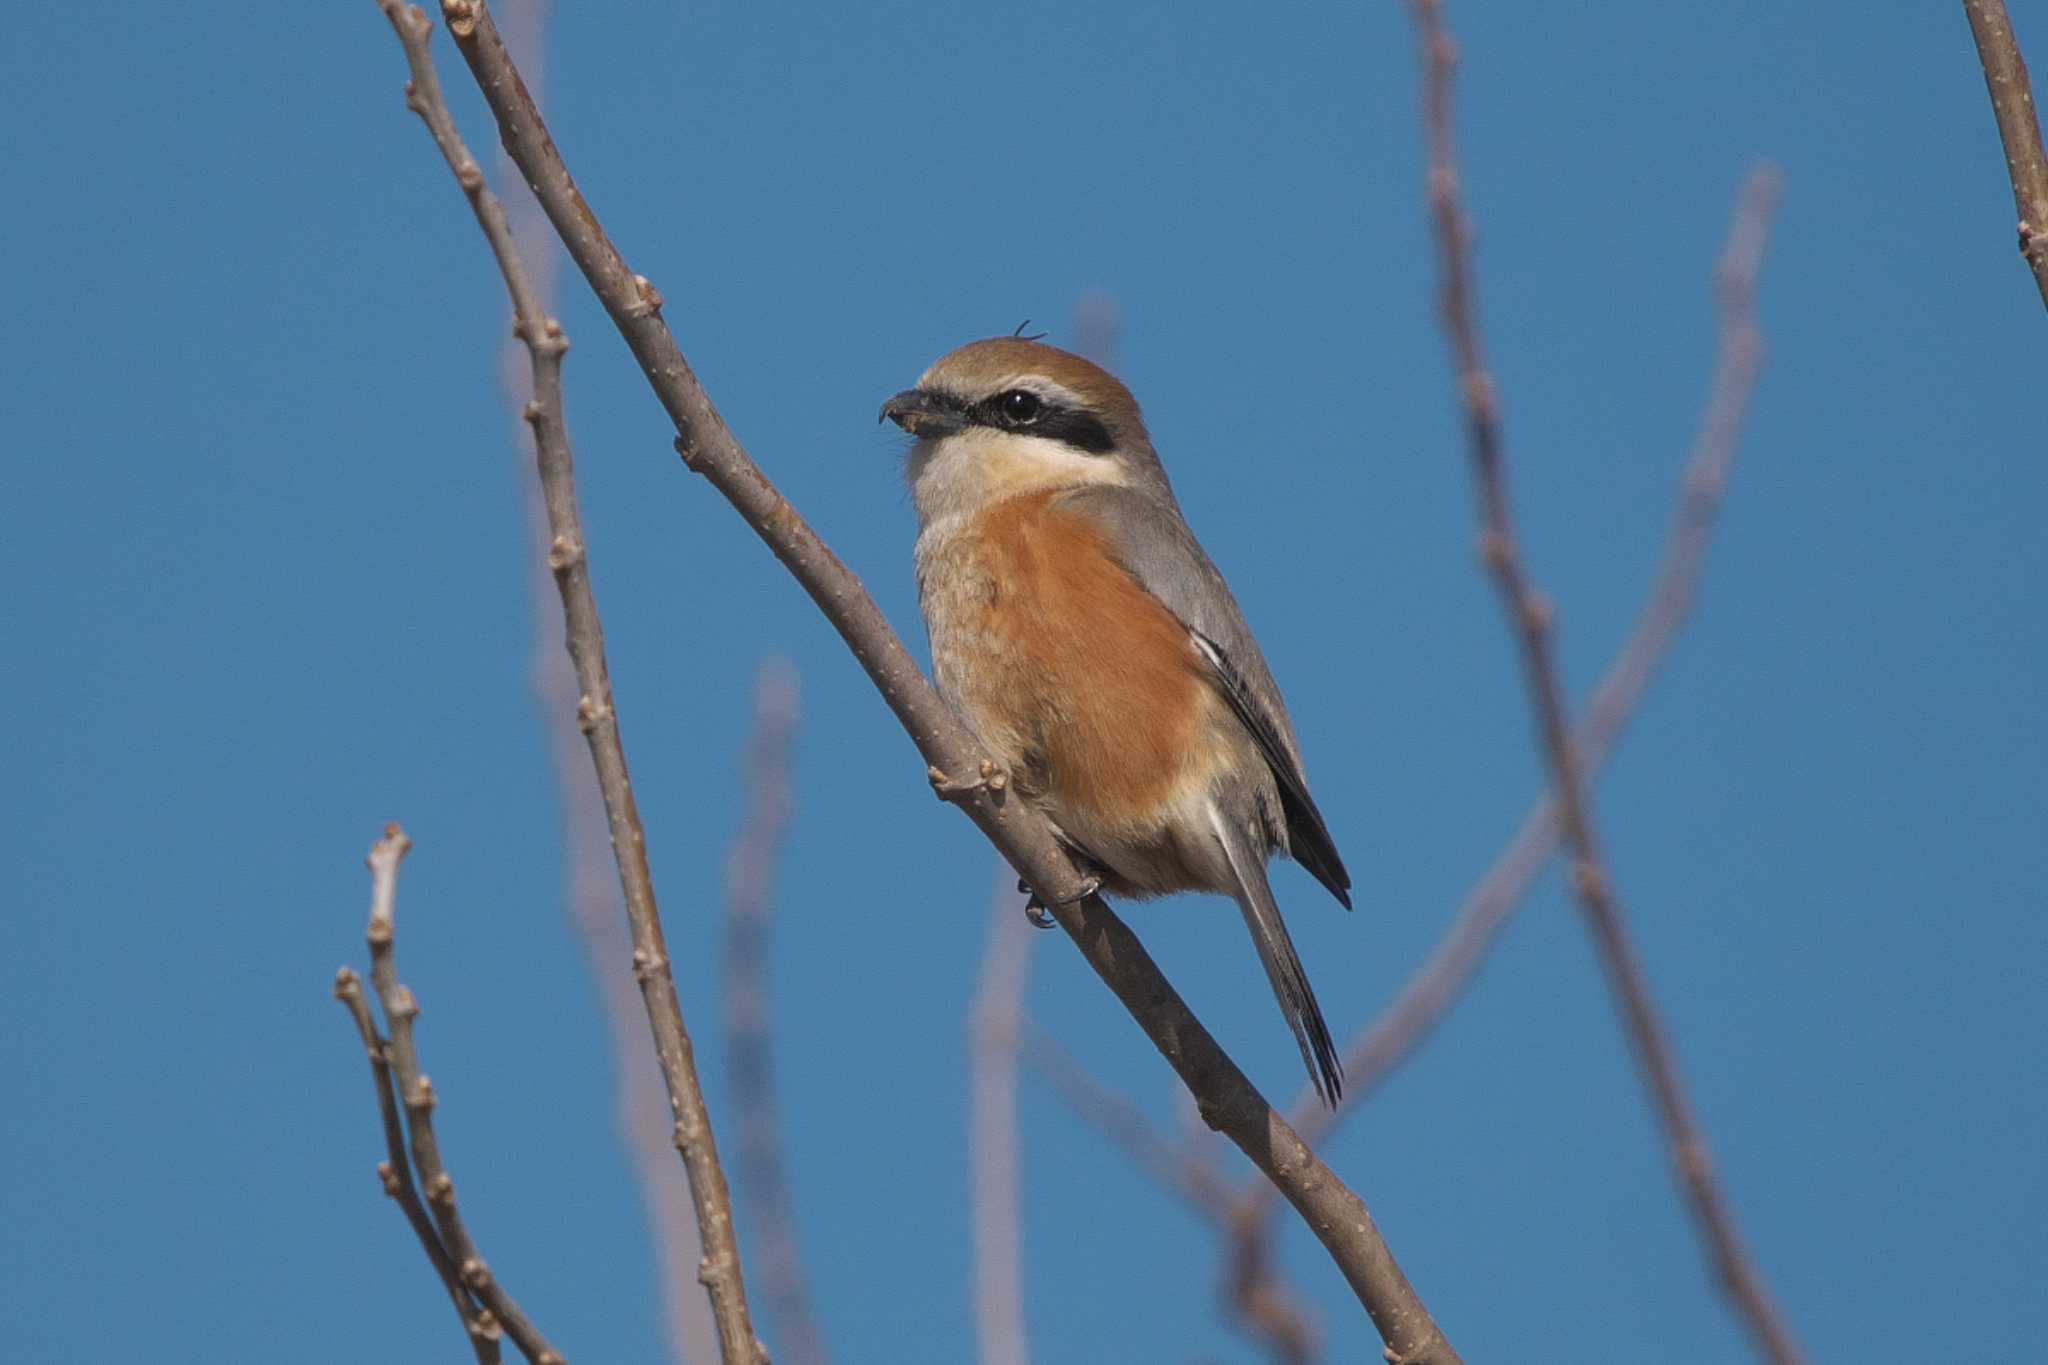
(722, 661, 829, 1365)
(969, 869, 1038, 1365)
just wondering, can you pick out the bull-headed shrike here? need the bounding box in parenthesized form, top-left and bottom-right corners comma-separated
(883, 337, 1352, 1105)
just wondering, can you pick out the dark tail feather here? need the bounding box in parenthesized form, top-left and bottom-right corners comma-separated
(1211, 809, 1343, 1107)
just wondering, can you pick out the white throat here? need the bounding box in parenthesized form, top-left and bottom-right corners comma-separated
(906, 427, 1128, 531)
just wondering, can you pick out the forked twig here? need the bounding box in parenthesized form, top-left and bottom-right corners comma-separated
(337, 824, 563, 1364)
(333, 959, 487, 1361)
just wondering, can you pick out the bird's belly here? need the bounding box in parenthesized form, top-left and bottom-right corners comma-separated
(917, 493, 1228, 894)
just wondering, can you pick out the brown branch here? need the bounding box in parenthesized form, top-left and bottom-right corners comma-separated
(345, 823, 564, 1364)
(1963, 0, 2048, 307)
(968, 869, 1039, 1365)
(546, 678, 716, 1364)
(408, 3, 1459, 1358)
(1406, 4, 1806, 1363)
(723, 661, 830, 1365)
(372, 6, 765, 1362)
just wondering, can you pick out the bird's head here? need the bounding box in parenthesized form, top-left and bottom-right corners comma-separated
(880, 337, 1165, 524)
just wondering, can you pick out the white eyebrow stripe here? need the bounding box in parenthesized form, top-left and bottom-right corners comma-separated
(1000, 377, 1088, 407)
(923, 375, 1091, 409)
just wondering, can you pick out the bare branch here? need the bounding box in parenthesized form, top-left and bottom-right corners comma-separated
(488, 5, 716, 1360)
(1963, 0, 2048, 306)
(372, 6, 765, 1361)
(413, 3, 1460, 1357)
(969, 870, 1038, 1365)
(1405, 4, 1805, 1362)
(347, 823, 564, 1364)
(723, 661, 830, 1365)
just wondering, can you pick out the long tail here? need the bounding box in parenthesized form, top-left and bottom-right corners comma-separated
(1209, 805, 1344, 1106)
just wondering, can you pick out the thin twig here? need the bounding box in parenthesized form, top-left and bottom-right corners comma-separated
(333, 963, 490, 1361)
(489, 5, 715, 1360)
(1406, 4, 1806, 1363)
(969, 870, 1038, 1365)
(353, 823, 565, 1364)
(724, 661, 829, 1365)
(372, 6, 766, 1361)
(1963, 0, 2048, 306)
(413, 3, 1459, 1357)
(550, 725, 715, 1365)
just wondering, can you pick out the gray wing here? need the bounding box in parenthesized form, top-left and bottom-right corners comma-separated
(1054, 484, 1353, 909)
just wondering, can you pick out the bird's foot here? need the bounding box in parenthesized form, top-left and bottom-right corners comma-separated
(928, 759, 1009, 804)
(1018, 873, 1102, 929)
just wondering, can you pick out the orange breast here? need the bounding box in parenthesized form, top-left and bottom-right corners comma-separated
(958, 489, 1208, 824)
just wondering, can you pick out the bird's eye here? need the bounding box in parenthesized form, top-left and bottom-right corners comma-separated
(998, 390, 1042, 424)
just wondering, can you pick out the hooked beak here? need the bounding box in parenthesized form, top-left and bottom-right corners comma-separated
(879, 388, 966, 439)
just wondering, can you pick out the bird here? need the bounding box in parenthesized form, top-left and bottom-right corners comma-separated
(880, 336, 1353, 1105)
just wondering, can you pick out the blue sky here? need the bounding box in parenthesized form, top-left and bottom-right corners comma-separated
(3, 1, 2044, 1362)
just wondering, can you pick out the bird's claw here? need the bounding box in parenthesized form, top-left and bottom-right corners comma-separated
(1018, 873, 1102, 928)
(928, 759, 1009, 804)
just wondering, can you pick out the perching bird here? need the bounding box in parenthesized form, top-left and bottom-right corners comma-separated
(880, 336, 1352, 1105)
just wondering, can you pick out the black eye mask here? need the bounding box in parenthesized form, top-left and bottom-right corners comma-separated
(967, 390, 1116, 455)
